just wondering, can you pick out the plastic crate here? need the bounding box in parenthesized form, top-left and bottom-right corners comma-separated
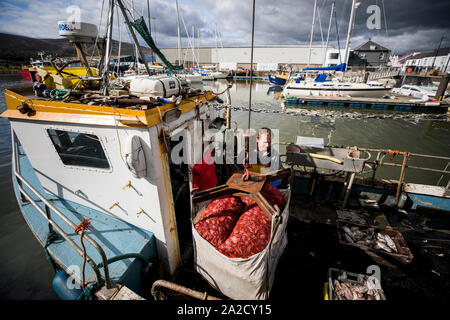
(328, 267, 386, 300)
(336, 220, 414, 264)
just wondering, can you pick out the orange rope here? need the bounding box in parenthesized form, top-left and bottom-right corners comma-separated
(388, 150, 400, 161)
(74, 218, 92, 289)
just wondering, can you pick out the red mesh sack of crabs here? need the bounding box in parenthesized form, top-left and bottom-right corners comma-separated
(194, 196, 244, 247)
(261, 183, 286, 211)
(217, 197, 272, 258)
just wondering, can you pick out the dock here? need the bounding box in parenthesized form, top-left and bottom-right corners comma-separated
(284, 94, 449, 113)
(232, 76, 268, 81)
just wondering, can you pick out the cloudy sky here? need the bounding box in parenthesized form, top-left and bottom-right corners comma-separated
(0, 0, 449, 55)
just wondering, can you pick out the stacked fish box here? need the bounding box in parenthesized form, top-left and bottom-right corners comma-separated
(327, 268, 386, 300)
(336, 221, 414, 264)
(191, 184, 291, 300)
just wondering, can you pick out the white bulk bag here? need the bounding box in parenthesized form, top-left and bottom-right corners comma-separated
(191, 189, 290, 300)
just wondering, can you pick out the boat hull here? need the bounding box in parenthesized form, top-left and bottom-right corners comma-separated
(283, 86, 389, 98)
(268, 74, 287, 86)
(17, 69, 32, 80)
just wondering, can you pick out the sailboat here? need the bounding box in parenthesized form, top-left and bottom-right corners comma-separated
(282, 0, 390, 99)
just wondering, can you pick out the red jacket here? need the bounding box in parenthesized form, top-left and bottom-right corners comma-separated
(192, 149, 217, 191)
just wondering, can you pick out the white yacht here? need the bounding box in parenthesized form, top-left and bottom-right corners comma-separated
(391, 84, 448, 100)
(282, 77, 391, 99)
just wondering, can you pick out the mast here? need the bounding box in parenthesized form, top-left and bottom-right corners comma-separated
(191, 25, 196, 69)
(102, 0, 114, 95)
(116, 0, 151, 76)
(247, 0, 256, 130)
(431, 33, 445, 71)
(343, 0, 360, 71)
(147, 0, 155, 64)
(175, 0, 182, 66)
(307, 0, 318, 68)
(323, 1, 335, 67)
(131, 0, 140, 74)
(215, 23, 219, 68)
(197, 28, 200, 68)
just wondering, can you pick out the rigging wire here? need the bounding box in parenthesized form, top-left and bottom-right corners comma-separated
(89, 0, 106, 61)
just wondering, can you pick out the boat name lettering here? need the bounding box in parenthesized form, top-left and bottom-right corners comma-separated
(58, 24, 73, 31)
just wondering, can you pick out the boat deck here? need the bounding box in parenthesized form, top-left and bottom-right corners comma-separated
(168, 189, 450, 301)
(13, 148, 157, 296)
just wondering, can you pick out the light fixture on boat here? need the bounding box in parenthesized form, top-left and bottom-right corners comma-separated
(17, 102, 32, 116)
(163, 108, 182, 123)
(125, 135, 147, 179)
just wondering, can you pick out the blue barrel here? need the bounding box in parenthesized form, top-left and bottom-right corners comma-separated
(52, 270, 85, 300)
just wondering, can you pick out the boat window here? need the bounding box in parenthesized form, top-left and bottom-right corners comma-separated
(47, 129, 110, 169)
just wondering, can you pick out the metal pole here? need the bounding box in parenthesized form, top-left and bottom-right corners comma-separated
(323, 1, 335, 67)
(116, 0, 151, 76)
(102, 0, 114, 96)
(308, 0, 318, 68)
(431, 33, 445, 71)
(343, 0, 359, 71)
(395, 152, 409, 206)
(147, 0, 154, 64)
(131, 0, 139, 74)
(247, 0, 256, 130)
(175, 0, 182, 65)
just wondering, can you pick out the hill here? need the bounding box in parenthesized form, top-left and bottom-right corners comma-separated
(0, 33, 152, 64)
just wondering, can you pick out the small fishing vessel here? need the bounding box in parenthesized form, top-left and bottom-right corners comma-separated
(178, 72, 203, 83)
(268, 71, 290, 86)
(2, 0, 449, 303)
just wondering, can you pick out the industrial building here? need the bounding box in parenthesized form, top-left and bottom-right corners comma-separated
(155, 41, 392, 72)
(157, 45, 331, 71)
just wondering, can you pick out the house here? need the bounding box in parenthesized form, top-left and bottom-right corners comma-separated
(403, 47, 450, 73)
(352, 39, 391, 70)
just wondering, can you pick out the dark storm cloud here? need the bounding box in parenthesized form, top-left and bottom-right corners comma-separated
(0, 0, 448, 54)
(198, 0, 450, 54)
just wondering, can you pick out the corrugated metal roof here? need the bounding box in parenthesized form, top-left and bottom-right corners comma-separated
(405, 47, 450, 60)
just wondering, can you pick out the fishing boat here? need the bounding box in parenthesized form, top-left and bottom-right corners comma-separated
(0, 0, 223, 300)
(2, 0, 450, 303)
(268, 71, 290, 86)
(178, 72, 203, 83)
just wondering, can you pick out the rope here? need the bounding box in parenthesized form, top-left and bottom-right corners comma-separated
(76, 280, 102, 300)
(74, 218, 92, 289)
(50, 89, 70, 100)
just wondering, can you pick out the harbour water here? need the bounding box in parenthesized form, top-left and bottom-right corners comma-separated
(0, 75, 449, 299)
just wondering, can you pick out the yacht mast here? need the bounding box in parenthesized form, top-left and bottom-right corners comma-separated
(116, 0, 151, 75)
(343, 0, 360, 71)
(214, 23, 218, 68)
(175, 0, 182, 66)
(307, 0, 318, 68)
(147, 0, 155, 64)
(323, 1, 335, 67)
(102, 0, 115, 95)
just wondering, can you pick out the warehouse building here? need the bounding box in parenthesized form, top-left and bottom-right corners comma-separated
(156, 41, 391, 72)
(157, 45, 330, 71)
